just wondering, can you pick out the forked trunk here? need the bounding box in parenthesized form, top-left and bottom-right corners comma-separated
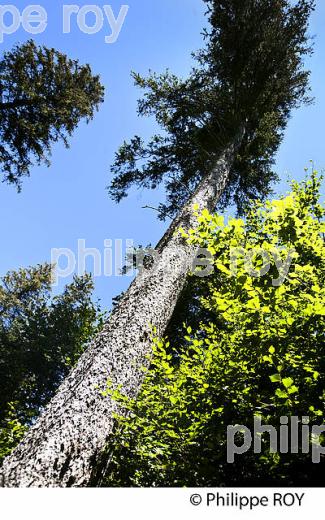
(0, 144, 237, 487)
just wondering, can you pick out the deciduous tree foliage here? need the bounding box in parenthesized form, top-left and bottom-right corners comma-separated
(0, 1, 316, 486)
(105, 173, 325, 487)
(0, 265, 104, 462)
(0, 40, 104, 187)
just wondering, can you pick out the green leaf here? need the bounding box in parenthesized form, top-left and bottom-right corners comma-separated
(275, 389, 288, 399)
(282, 377, 294, 389)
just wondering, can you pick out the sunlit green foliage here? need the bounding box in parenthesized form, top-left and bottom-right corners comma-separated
(0, 404, 27, 462)
(104, 173, 325, 486)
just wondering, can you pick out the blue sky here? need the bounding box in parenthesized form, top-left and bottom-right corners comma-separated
(0, 0, 324, 310)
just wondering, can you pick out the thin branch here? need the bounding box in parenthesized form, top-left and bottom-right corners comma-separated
(142, 205, 173, 220)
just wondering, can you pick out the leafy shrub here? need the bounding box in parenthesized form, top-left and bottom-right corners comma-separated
(104, 172, 325, 486)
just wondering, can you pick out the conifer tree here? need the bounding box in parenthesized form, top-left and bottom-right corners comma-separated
(0, 40, 104, 187)
(0, 1, 315, 487)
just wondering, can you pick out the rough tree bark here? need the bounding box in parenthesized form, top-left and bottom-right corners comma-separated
(0, 143, 239, 487)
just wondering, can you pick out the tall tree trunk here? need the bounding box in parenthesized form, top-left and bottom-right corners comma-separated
(0, 142, 238, 487)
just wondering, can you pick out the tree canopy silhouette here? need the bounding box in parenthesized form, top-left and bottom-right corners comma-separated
(0, 40, 104, 188)
(109, 0, 314, 219)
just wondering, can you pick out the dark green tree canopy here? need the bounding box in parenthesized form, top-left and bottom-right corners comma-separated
(0, 40, 104, 188)
(0, 264, 104, 433)
(109, 0, 314, 219)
